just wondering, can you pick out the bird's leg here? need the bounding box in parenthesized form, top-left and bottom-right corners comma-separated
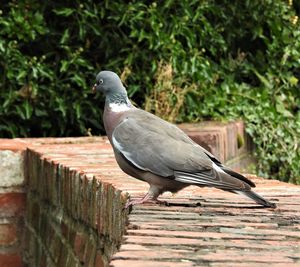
(125, 193, 152, 208)
(125, 186, 167, 208)
(125, 193, 167, 208)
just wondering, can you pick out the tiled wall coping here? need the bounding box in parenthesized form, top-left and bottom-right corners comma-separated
(0, 121, 299, 266)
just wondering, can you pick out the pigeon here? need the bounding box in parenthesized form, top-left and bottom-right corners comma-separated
(92, 70, 276, 209)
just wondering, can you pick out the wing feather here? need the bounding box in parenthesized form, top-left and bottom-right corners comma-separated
(112, 109, 251, 191)
(112, 111, 212, 177)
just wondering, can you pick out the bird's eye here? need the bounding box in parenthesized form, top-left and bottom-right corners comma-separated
(98, 79, 104, 85)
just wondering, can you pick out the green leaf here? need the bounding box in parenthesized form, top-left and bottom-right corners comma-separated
(252, 69, 272, 89)
(53, 8, 75, 17)
(60, 60, 69, 73)
(16, 106, 25, 120)
(288, 76, 298, 86)
(72, 74, 86, 87)
(75, 103, 81, 119)
(60, 29, 70, 44)
(17, 70, 27, 80)
(275, 100, 293, 118)
(23, 101, 33, 119)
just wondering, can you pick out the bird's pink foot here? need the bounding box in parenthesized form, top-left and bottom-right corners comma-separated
(125, 194, 167, 209)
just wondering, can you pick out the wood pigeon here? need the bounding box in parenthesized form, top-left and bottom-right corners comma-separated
(92, 71, 276, 208)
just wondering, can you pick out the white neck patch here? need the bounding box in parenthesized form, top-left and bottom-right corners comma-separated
(109, 103, 131, 112)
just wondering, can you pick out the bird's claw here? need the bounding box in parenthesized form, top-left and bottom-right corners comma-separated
(124, 198, 168, 209)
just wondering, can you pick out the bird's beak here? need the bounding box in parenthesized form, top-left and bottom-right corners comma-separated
(92, 84, 97, 93)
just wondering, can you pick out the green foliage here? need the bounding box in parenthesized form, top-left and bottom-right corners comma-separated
(0, 0, 299, 183)
(0, 1, 103, 136)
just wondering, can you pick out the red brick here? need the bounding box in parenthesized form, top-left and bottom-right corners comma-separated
(111, 260, 193, 267)
(73, 231, 88, 263)
(179, 122, 227, 161)
(57, 246, 68, 267)
(0, 223, 17, 246)
(197, 250, 295, 263)
(0, 253, 22, 267)
(94, 252, 105, 267)
(29, 201, 40, 232)
(39, 251, 47, 267)
(126, 228, 264, 239)
(60, 220, 70, 241)
(189, 131, 224, 160)
(0, 193, 25, 217)
(0, 139, 28, 152)
(113, 249, 187, 260)
(226, 122, 238, 160)
(179, 121, 253, 163)
(211, 263, 299, 267)
(84, 235, 97, 266)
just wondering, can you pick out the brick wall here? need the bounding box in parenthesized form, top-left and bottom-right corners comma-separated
(179, 121, 254, 168)
(23, 142, 128, 266)
(0, 140, 27, 267)
(0, 121, 254, 266)
(0, 138, 129, 267)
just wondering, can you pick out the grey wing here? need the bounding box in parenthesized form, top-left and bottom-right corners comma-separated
(112, 115, 251, 191)
(112, 116, 212, 177)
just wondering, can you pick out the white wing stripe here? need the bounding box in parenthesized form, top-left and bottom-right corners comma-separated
(212, 162, 225, 173)
(175, 175, 222, 186)
(174, 170, 241, 189)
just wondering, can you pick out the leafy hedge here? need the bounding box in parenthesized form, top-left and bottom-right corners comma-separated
(0, 0, 299, 183)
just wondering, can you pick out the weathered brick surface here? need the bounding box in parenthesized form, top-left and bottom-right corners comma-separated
(0, 252, 22, 267)
(0, 150, 24, 187)
(179, 121, 254, 170)
(0, 223, 17, 246)
(0, 140, 27, 267)
(0, 193, 25, 217)
(0, 122, 299, 266)
(111, 176, 300, 266)
(22, 138, 128, 267)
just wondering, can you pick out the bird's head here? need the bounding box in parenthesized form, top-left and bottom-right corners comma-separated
(92, 71, 126, 96)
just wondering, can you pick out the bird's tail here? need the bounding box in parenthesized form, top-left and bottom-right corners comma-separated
(234, 190, 276, 208)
